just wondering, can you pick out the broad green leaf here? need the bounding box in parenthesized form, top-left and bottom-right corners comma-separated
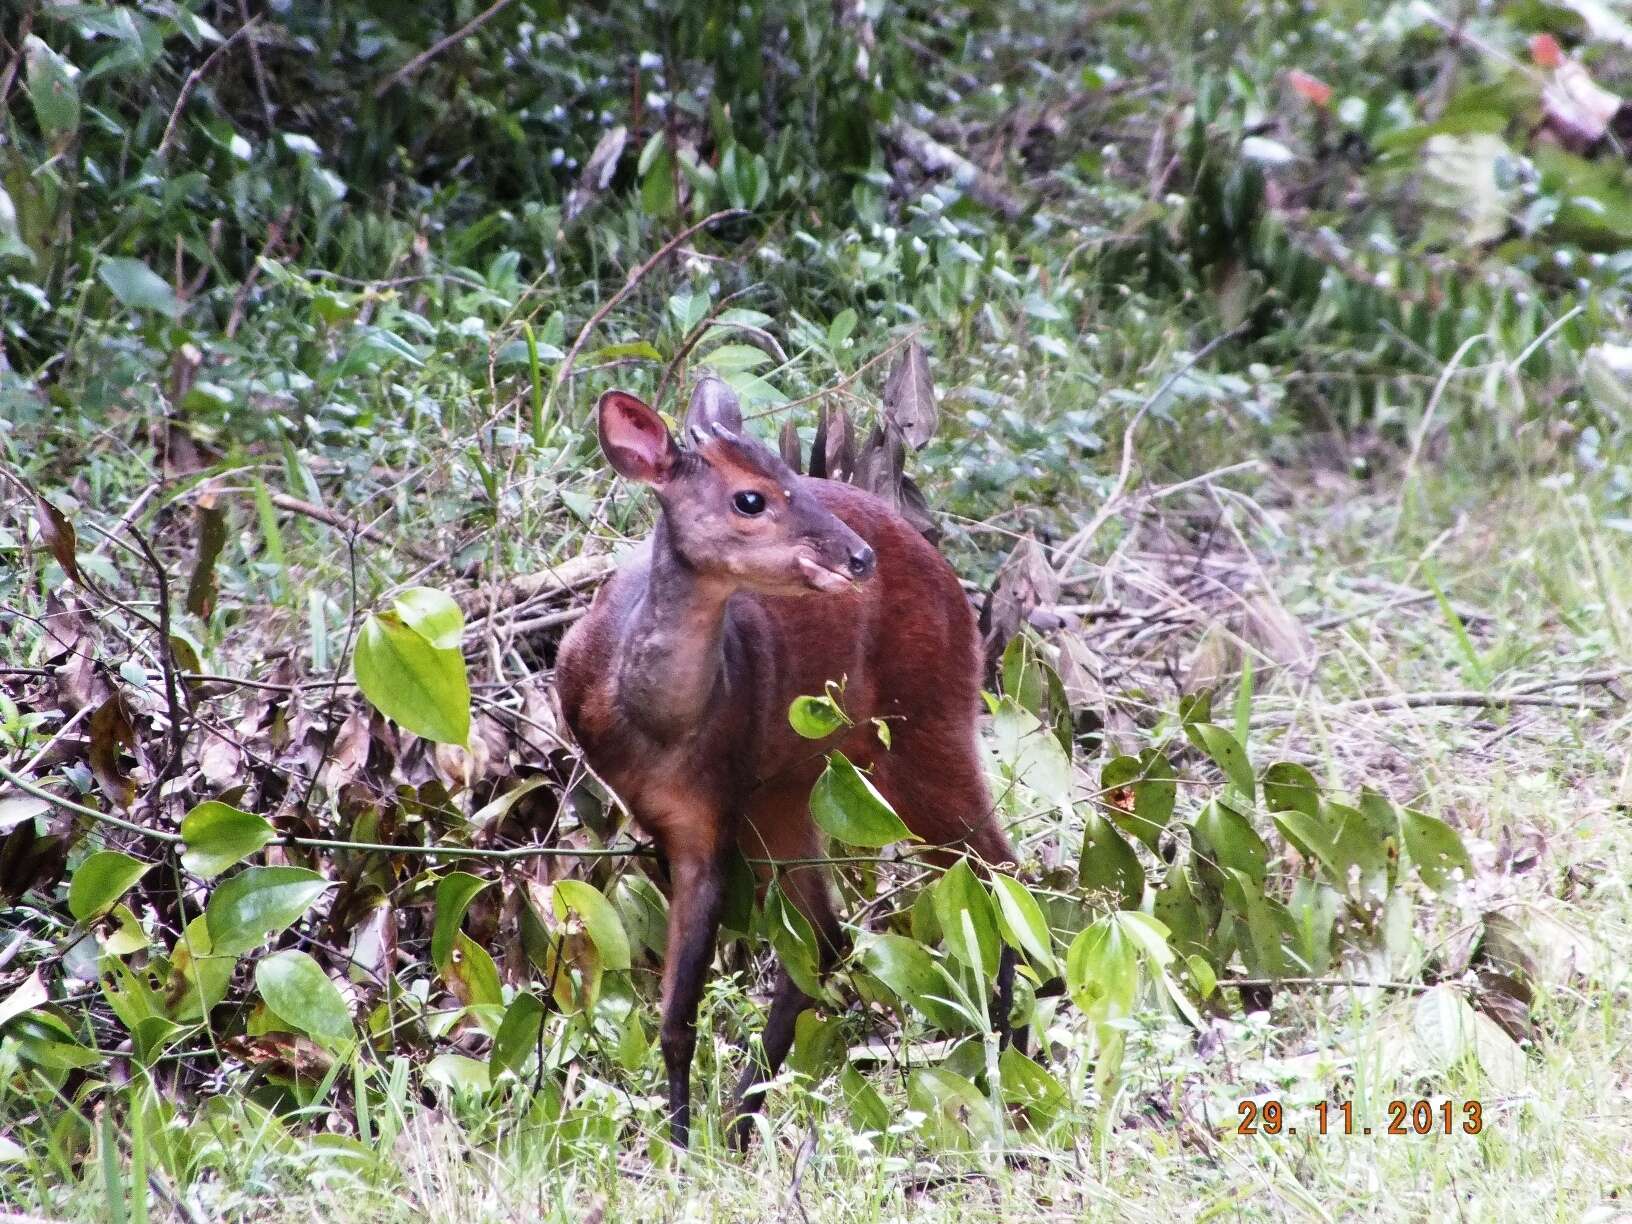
(907, 1067, 1000, 1152)
(809, 752, 914, 847)
(859, 933, 940, 1003)
(431, 872, 489, 969)
(23, 36, 79, 142)
(1065, 917, 1138, 1023)
(839, 1061, 890, 1133)
(1113, 749, 1176, 851)
(1186, 723, 1255, 800)
(999, 1044, 1066, 1126)
(6, 1011, 101, 1071)
(1261, 761, 1320, 817)
(788, 693, 846, 739)
(490, 992, 546, 1079)
(205, 867, 329, 955)
(354, 607, 470, 745)
(446, 930, 504, 1014)
(933, 859, 999, 977)
(1153, 856, 1217, 961)
(68, 850, 150, 923)
(166, 915, 234, 1022)
(552, 879, 631, 971)
(391, 587, 464, 650)
(256, 951, 353, 1045)
(180, 801, 276, 879)
(1192, 800, 1268, 887)
(1115, 911, 1176, 968)
(1401, 807, 1473, 891)
(1078, 810, 1144, 909)
(989, 873, 1056, 975)
(97, 257, 179, 318)
(424, 1053, 490, 1095)
(765, 885, 825, 1000)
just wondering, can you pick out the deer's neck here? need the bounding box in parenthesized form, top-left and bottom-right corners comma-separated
(616, 514, 733, 740)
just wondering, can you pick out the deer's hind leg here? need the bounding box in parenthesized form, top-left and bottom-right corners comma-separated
(872, 717, 1024, 1047)
(730, 781, 844, 1149)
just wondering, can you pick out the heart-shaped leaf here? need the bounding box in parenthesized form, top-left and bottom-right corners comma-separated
(68, 850, 149, 923)
(431, 872, 490, 969)
(181, 801, 276, 879)
(354, 594, 470, 745)
(98, 256, 179, 318)
(255, 950, 353, 1045)
(205, 867, 329, 955)
(809, 752, 914, 847)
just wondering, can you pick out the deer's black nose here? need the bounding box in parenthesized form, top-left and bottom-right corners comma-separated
(848, 544, 876, 579)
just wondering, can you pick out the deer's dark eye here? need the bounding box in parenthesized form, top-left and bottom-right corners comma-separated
(732, 490, 767, 516)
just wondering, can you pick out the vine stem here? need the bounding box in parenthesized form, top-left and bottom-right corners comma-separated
(0, 761, 977, 871)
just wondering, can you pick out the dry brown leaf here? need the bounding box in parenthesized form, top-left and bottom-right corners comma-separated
(882, 337, 940, 450)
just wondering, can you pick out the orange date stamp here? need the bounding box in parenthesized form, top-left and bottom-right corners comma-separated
(1237, 1099, 1484, 1137)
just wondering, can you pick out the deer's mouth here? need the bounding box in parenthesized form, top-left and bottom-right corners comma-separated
(797, 555, 854, 593)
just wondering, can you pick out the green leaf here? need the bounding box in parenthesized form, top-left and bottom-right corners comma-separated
(1065, 917, 1138, 1023)
(431, 872, 490, 969)
(180, 801, 276, 879)
(1186, 724, 1255, 800)
(989, 873, 1056, 976)
(1401, 807, 1473, 891)
(68, 850, 150, 923)
(1153, 855, 1217, 961)
(97, 257, 179, 318)
(23, 36, 79, 142)
(859, 933, 940, 1005)
(765, 885, 824, 1000)
(1261, 761, 1320, 817)
(446, 930, 504, 1013)
(907, 1067, 1000, 1152)
(933, 859, 999, 977)
(490, 992, 546, 1079)
(424, 1053, 490, 1095)
(1078, 810, 1144, 909)
(788, 693, 846, 739)
(1192, 800, 1268, 887)
(552, 879, 631, 971)
(255, 950, 353, 1045)
(205, 867, 329, 955)
(354, 606, 470, 745)
(809, 752, 915, 847)
(999, 1044, 1066, 1126)
(392, 587, 464, 650)
(165, 916, 233, 1023)
(1099, 750, 1176, 851)
(839, 1061, 890, 1133)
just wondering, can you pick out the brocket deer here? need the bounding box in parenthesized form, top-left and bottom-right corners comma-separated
(553, 378, 1017, 1149)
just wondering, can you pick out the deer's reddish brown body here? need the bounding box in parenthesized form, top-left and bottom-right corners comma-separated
(554, 380, 1014, 1149)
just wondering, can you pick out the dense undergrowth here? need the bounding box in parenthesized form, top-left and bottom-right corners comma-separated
(2, 1, 1631, 1220)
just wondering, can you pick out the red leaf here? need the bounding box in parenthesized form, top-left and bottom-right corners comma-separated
(1286, 70, 1333, 108)
(1530, 34, 1564, 70)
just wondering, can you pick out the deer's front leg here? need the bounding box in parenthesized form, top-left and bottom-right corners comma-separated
(659, 842, 728, 1148)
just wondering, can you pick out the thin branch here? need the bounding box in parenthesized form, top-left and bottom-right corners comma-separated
(1052, 325, 1247, 580)
(267, 492, 437, 564)
(157, 20, 261, 159)
(1218, 976, 1430, 994)
(546, 209, 748, 421)
(373, 0, 521, 98)
(1251, 672, 1624, 727)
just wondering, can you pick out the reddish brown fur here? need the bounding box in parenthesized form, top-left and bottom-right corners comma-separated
(554, 383, 1015, 1148)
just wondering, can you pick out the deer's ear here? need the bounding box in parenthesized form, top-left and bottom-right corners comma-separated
(686, 376, 744, 438)
(598, 391, 678, 484)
